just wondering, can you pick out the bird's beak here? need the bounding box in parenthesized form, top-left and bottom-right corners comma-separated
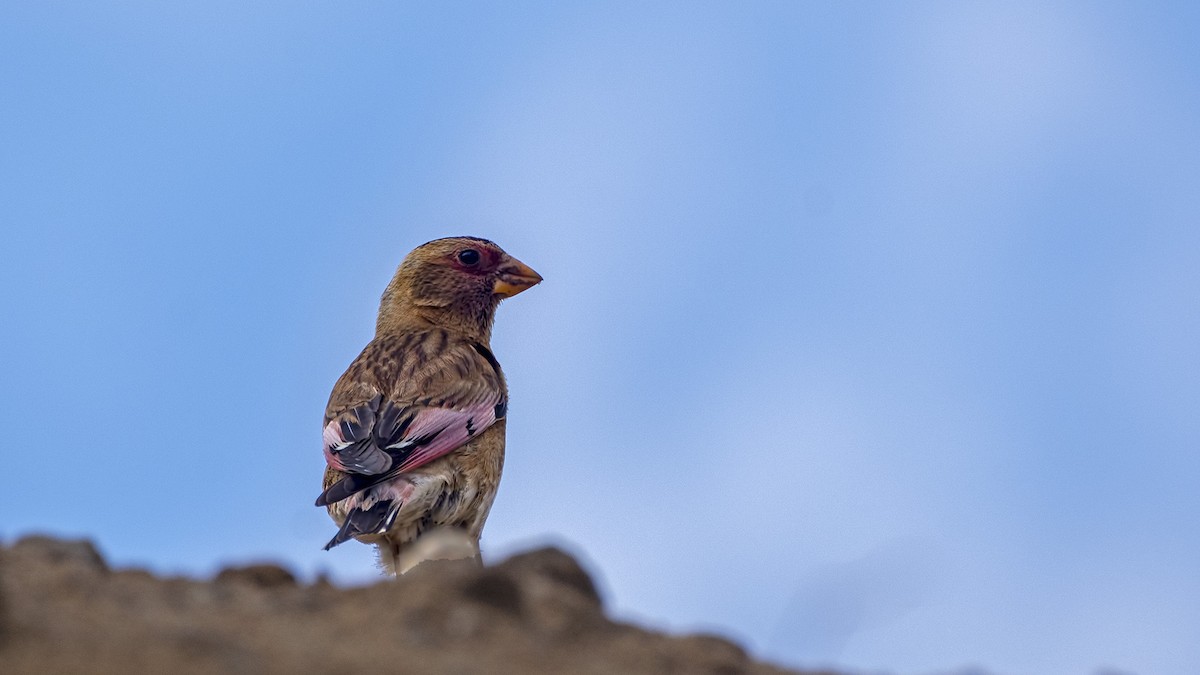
(493, 257, 543, 297)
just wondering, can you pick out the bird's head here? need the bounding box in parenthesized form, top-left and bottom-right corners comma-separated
(378, 236, 542, 340)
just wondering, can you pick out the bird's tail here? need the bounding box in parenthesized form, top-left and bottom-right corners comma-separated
(322, 500, 400, 550)
(315, 472, 381, 507)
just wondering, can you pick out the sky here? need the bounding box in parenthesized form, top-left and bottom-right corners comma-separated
(2, 2, 1198, 674)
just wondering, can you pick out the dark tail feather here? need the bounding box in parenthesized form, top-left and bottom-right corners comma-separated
(322, 500, 400, 550)
(315, 472, 383, 507)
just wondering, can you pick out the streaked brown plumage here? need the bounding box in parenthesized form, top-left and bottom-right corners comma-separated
(317, 236, 540, 574)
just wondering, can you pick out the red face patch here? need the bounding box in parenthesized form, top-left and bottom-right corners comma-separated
(450, 244, 501, 273)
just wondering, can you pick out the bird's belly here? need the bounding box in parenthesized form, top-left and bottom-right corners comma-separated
(384, 467, 497, 544)
(391, 422, 505, 543)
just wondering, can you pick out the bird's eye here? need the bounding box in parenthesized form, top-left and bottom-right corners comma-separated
(457, 249, 481, 266)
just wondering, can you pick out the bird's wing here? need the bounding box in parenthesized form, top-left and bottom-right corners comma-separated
(317, 336, 505, 507)
(321, 391, 390, 474)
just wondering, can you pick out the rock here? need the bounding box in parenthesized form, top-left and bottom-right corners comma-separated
(498, 547, 602, 607)
(460, 567, 525, 615)
(0, 556, 6, 646)
(215, 564, 297, 588)
(0, 534, 825, 675)
(11, 535, 107, 573)
(395, 526, 480, 574)
(671, 634, 751, 675)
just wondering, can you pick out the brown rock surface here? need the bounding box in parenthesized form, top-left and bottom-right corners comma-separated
(0, 535, 830, 675)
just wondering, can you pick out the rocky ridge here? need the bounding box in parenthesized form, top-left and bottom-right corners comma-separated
(0, 535, 835, 675)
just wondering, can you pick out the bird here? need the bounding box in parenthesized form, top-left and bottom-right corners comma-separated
(316, 236, 541, 574)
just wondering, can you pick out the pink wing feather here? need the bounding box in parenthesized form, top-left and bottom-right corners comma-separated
(390, 398, 501, 473)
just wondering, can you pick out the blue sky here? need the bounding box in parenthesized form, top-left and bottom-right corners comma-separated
(2, 3, 1198, 674)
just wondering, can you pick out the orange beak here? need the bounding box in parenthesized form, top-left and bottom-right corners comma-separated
(493, 256, 543, 297)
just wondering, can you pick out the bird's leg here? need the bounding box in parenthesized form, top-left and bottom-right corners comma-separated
(378, 540, 403, 577)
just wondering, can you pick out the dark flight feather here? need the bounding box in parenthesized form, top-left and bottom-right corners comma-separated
(323, 500, 400, 550)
